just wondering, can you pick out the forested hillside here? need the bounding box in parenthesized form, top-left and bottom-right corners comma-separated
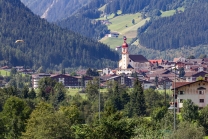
(0, 0, 118, 70)
(57, 0, 109, 39)
(104, 0, 197, 14)
(20, 0, 90, 22)
(138, 1, 208, 50)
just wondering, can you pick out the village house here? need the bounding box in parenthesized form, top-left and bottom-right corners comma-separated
(102, 75, 133, 87)
(172, 80, 208, 112)
(184, 71, 208, 82)
(32, 73, 93, 88)
(107, 31, 119, 38)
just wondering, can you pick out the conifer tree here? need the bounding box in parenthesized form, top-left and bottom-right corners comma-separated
(130, 78, 146, 116)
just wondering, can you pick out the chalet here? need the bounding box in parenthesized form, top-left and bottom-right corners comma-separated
(51, 74, 79, 88)
(172, 80, 208, 111)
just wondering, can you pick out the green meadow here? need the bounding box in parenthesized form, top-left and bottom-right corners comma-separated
(98, 11, 149, 48)
(0, 70, 10, 76)
(161, 7, 185, 17)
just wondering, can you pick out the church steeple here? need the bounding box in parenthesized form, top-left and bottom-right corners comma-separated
(121, 36, 129, 69)
(122, 36, 128, 54)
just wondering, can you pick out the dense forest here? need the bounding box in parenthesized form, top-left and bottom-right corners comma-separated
(104, 0, 198, 14)
(0, 0, 118, 70)
(138, 1, 208, 50)
(57, 15, 109, 39)
(56, 0, 110, 39)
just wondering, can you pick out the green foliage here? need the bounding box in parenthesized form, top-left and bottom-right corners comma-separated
(59, 105, 83, 125)
(151, 106, 168, 122)
(38, 77, 67, 108)
(132, 118, 163, 139)
(107, 82, 129, 111)
(38, 77, 57, 100)
(22, 85, 29, 99)
(49, 82, 66, 108)
(197, 76, 204, 81)
(85, 79, 99, 102)
(97, 111, 135, 139)
(169, 121, 205, 139)
(144, 89, 166, 115)
(28, 88, 36, 99)
(199, 105, 208, 134)
(22, 102, 73, 139)
(181, 99, 199, 122)
(0, 96, 31, 139)
(128, 79, 146, 117)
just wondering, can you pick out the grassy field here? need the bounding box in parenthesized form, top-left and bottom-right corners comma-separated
(100, 36, 132, 49)
(157, 89, 172, 95)
(161, 7, 185, 17)
(0, 70, 10, 76)
(99, 11, 149, 48)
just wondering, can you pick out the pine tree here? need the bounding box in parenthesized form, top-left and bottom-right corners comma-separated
(130, 78, 146, 117)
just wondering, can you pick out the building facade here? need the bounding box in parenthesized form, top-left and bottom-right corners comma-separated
(173, 80, 208, 112)
(117, 37, 150, 75)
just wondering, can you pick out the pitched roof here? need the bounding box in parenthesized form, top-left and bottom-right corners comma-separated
(172, 82, 191, 89)
(127, 64, 134, 69)
(172, 80, 208, 90)
(149, 59, 163, 64)
(129, 55, 148, 62)
(185, 71, 208, 77)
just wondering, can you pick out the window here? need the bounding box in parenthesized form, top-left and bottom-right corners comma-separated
(199, 91, 204, 95)
(199, 99, 204, 103)
(179, 99, 183, 103)
(179, 91, 184, 95)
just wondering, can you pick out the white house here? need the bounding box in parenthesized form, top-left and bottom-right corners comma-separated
(172, 80, 208, 112)
(107, 31, 119, 38)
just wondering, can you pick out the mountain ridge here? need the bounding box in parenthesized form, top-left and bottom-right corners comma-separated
(20, 0, 91, 22)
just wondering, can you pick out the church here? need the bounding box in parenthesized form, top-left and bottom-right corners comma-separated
(116, 37, 151, 75)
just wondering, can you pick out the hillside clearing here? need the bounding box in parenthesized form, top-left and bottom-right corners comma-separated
(99, 12, 149, 48)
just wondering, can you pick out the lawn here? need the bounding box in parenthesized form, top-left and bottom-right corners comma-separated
(0, 70, 10, 76)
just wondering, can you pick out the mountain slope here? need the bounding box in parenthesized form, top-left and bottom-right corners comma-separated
(0, 0, 118, 70)
(20, 0, 90, 22)
(138, 1, 208, 50)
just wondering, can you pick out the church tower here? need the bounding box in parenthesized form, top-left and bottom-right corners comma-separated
(121, 37, 129, 69)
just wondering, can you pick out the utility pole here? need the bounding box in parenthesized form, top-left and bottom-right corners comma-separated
(174, 63, 176, 131)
